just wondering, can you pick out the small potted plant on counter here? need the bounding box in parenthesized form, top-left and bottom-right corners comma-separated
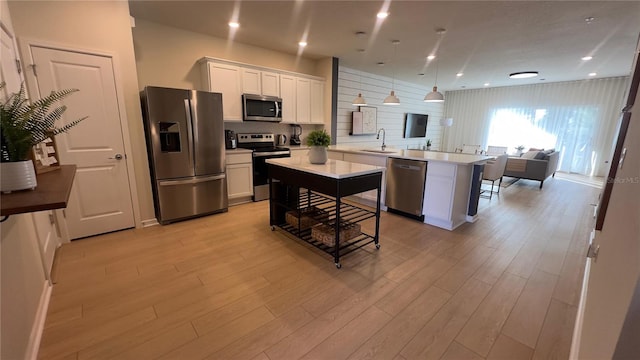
(306, 129, 331, 164)
(515, 145, 525, 156)
(425, 139, 432, 150)
(1, 82, 86, 193)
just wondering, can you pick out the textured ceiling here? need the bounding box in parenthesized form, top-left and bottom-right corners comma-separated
(129, 1, 640, 90)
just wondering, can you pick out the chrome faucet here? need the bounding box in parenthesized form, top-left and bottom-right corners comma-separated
(376, 128, 386, 151)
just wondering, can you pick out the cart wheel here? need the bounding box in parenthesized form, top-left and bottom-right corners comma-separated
(270, 226, 276, 231)
(375, 243, 381, 250)
(335, 262, 342, 269)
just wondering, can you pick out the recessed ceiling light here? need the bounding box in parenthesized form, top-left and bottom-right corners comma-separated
(377, 11, 389, 19)
(582, 56, 593, 61)
(298, 41, 307, 47)
(228, 22, 239, 28)
(456, 72, 464, 77)
(484, 83, 490, 87)
(427, 55, 435, 60)
(509, 71, 539, 79)
(589, 72, 597, 77)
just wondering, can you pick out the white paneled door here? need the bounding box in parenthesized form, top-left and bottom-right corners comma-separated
(28, 46, 135, 239)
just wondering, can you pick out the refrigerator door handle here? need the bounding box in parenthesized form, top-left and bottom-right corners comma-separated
(184, 98, 195, 167)
(159, 174, 226, 186)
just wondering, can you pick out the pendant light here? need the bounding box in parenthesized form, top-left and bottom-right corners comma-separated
(352, 35, 368, 106)
(383, 40, 400, 105)
(425, 29, 445, 103)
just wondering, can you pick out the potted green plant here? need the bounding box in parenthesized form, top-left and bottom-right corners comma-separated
(306, 129, 331, 164)
(1, 82, 86, 193)
(425, 139, 432, 150)
(515, 145, 525, 156)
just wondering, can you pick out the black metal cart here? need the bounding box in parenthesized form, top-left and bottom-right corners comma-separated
(267, 161, 382, 268)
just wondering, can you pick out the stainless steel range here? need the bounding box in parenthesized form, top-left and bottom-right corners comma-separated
(237, 133, 291, 201)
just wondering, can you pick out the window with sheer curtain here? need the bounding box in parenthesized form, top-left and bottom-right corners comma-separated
(443, 77, 629, 176)
(487, 105, 599, 174)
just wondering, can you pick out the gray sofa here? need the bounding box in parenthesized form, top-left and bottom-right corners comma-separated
(503, 151, 560, 188)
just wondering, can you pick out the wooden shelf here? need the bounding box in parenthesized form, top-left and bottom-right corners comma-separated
(1, 165, 76, 216)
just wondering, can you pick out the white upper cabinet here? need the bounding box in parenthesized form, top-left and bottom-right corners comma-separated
(295, 77, 311, 124)
(241, 68, 261, 95)
(280, 74, 296, 124)
(201, 61, 242, 122)
(199, 58, 323, 124)
(242, 68, 280, 97)
(310, 80, 324, 124)
(261, 71, 280, 97)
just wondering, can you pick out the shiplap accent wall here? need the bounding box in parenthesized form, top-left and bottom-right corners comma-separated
(337, 66, 445, 149)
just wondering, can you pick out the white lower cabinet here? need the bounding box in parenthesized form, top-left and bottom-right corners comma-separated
(226, 152, 253, 205)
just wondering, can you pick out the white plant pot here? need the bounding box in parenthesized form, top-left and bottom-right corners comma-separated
(1, 160, 38, 193)
(308, 146, 328, 164)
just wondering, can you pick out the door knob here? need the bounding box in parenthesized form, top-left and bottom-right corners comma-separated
(109, 154, 123, 160)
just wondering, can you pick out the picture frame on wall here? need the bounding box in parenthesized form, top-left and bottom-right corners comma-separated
(351, 106, 377, 135)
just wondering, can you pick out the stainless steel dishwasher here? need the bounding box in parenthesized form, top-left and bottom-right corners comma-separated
(385, 157, 427, 220)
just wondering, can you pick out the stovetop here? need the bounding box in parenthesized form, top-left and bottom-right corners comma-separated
(236, 133, 289, 152)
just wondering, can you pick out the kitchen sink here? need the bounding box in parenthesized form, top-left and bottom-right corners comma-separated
(360, 149, 399, 154)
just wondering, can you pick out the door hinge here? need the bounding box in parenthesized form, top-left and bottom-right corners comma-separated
(587, 243, 600, 261)
(30, 63, 37, 77)
(15, 59, 21, 74)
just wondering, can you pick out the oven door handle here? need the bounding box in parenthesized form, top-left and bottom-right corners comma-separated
(253, 151, 290, 157)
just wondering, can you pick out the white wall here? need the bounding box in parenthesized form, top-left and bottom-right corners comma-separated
(132, 19, 330, 141)
(8, 0, 154, 222)
(337, 66, 444, 149)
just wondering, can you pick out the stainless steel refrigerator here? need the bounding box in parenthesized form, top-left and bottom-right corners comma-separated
(141, 86, 228, 224)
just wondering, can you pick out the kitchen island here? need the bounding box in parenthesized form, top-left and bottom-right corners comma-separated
(266, 157, 384, 268)
(328, 147, 492, 230)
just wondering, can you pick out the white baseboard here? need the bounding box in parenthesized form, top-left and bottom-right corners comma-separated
(569, 229, 596, 360)
(141, 218, 159, 227)
(26, 281, 52, 360)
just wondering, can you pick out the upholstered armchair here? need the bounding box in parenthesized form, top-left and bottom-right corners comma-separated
(482, 154, 508, 199)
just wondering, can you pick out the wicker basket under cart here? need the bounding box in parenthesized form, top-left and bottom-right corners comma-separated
(285, 206, 329, 230)
(311, 222, 361, 247)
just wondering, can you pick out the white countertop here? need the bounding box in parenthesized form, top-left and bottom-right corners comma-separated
(266, 156, 384, 179)
(225, 148, 253, 154)
(328, 145, 492, 165)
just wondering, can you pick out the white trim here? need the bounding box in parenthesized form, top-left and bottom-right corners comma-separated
(17, 37, 144, 235)
(569, 229, 597, 360)
(197, 56, 324, 81)
(25, 281, 52, 360)
(141, 218, 159, 228)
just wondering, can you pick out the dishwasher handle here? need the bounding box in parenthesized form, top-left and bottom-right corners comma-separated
(393, 163, 423, 171)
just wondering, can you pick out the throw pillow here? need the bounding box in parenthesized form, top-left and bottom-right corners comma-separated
(534, 151, 546, 160)
(522, 150, 539, 159)
(529, 147, 544, 151)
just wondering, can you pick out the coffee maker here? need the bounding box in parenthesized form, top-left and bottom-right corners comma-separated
(225, 130, 237, 149)
(290, 124, 302, 145)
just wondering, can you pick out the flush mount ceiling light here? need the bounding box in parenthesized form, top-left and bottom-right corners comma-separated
(425, 29, 446, 103)
(228, 21, 239, 28)
(582, 56, 593, 61)
(298, 41, 307, 47)
(377, 11, 389, 19)
(427, 55, 435, 60)
(383, 40, 400, 105)
(589, 72, 597, 77)
(509, 71, 539, 79)
(456, 72, 463, 77)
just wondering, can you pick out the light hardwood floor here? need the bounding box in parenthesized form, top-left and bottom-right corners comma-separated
(39, 176, 598, 359)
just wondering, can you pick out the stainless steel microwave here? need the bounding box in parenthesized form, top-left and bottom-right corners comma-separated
(242, 94, 282, 122)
